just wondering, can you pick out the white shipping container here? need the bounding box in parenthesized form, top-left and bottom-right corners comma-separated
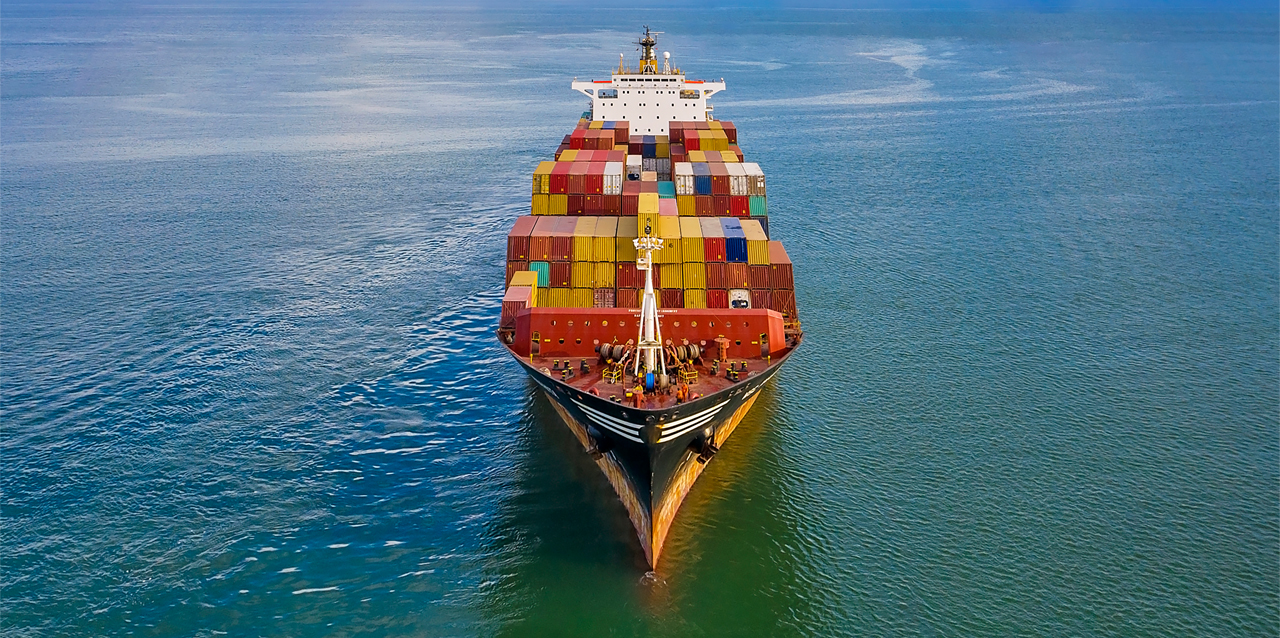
(626, 155, 642, 181)
(642, 157, 659, 173)
(674, 162, 695, 195)
(603, 161, 624, 195)
(727, 162, 748, 196)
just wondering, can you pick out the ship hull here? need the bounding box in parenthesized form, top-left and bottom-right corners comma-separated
(508, 345, 793, 567)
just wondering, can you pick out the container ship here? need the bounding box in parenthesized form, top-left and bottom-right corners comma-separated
(497, 28, 802, 568)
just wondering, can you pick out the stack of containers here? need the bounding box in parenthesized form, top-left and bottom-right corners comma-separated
(593, 217, 617, 307)
(680, 217, 706, 308)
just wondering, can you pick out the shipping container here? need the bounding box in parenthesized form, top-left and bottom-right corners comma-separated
(741, 218, 770, 265)
(656, 215, 682, 264)
(531, 193, 549, 215)
(529, 216, 556, 260)
(684, 289, 707, 309)
(748, 195, 767, 217)
(683, 262, 707, 289)
(658, 198, 678, 216)
(592, 217, 617, 261)
(714, 194, 732, 217)
(722, 218, 747, 263)
(743, 163, 766, 196)
(726, 262, 750, 288)
(748, 264, 770, 290)
(571, 261, 594, 288)
(506, 215, 537, 261)
(506, 260, 528, 285)
(616, 217, 638, 262)
(500, 285, 532, 328)
(551, 161, 571, 194)
(705, 262, 726, 289)
(695, 195, 714, 217)
(719, 151, 738, 163)
(573, 217, 597, 261)
(751, 289, 772, 310)
(552, 217, 577, 260)
(726, 163, 748, 196)
(549, 194, 568, 215)
(679, 217, 704, 262)
(660, 289, 684, 309)
(617, 288, 639, 309)
(585, 162, 604, 195)
(593, 288, 615, 308)
(594, 261, 615, 288)
(509, 270, 539, 294)
(567, 194, 585, 216)
(693, 163, 712, 195)
(676, 195, 696, 216)
(772, 289, 797, 320)
(674, 162, 694, 195)
(533, 160, 555, 194)
(603, 161, 623, 195)
(571, 288, 594, 308)
(551, 261, 572, 288)
(548, 287, 572, 308)
(529, 261, 550, 288)
(768, 241, 794, 290)
(568, 162, 588, 194)
(659, 262, 684, 289)
(658, 181, 676, 199)
(706, 288, 729, 309)
(700, 217, 726, 262)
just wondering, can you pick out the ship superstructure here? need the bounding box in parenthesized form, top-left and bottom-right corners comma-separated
(498, 28, 802, 568)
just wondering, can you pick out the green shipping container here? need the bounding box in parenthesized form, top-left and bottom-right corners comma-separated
(658, 182, 676, 199)
(529, 261, 550, 287)
(749, 195, 767, 216)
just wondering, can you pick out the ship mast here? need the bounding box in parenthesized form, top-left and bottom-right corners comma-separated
(633, 224, 666, 379)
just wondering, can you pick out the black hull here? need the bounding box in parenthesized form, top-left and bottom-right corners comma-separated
(508, 347, 795, 565)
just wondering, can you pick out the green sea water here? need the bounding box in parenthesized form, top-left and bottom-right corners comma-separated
(3, 5, 1276, 636)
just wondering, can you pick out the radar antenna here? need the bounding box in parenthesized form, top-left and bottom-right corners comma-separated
(636, 26, 663, 74)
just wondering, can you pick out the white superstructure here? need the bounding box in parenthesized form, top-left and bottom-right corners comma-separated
(570, 27, 725, 135)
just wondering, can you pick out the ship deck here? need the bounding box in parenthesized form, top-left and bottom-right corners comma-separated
(526, 351, 789, 411)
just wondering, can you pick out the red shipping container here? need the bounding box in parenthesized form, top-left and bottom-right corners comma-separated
(607, 150, 626, 163)
(723, 121, 738, 143)
(584, 194, 604, 214)
(500, 286, 532, 328)
(550, 162, 571, 194)
(726, 262, 749, 288)
(695, 121, 709, 130)
(685, 133, 699, 151)
(602, 194, 622, 216)
(710, 165, 730, 195)
(749, 265, 770, 289)
(617, 288, 640, 308)
(668, 122, 685, 144)
(769, 241, 794, 290)
(731, 195, 750, 217)
(568, 162, 588, 194)
(706, 289, 729, 309)
(623, 194, 639, 216)
(594, 288, 615, 308)
(552, 217, 577, 260)
(704, 237, 726, 262)
(614, 126, 629, 145)
(567, 194, 585, 216)
(640, 181, 659, 194)
(660, 289, 684, 309)
(714, 195, 731, 216)
(506, 216, 537, 261)
(506, 260, 528, 284)
(772, 290, 797, 319)
(569, 129, 586, 150)
(705, 262, 726, 288)
(695, 196, 714, 217)
(629, 135, 643, 155)
(616, 262, 638, 289)
(529, 216, 557, 261)
(550, 262, 572, 287)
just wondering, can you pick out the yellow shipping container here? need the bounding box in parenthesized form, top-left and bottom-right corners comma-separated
(741, 219, 770, 265)
(720, 150, 738, 163)
(571, 262, 595, 288)
(533, 161, 554, 194)
(656, 142, 670, 158)
(537, 288, 550, 307)
(592, 217, 617, 262)
(660, 263, 684, 289)
(614, 144, 628, 152)
(688, 150, 707, 163)
(593, 261, 615, 288)
(684, 289, 707, 309)
(571, 288, 594, 308)
(549, 194, 568, 215)
(679, 217, 705, 262)
(548, 288, 571, 308)
(676, 195, 696, 216)
(509, 271, 540, 304)
(657, 216, 683, 264)
(638, 192, 659, 215)
(560, 149, 579, 162)
(616, 217, 638, 262)
(638, 211, 661, 237)
(573, 217, 597, 261)
(588, 120, 603, 130)
(532, 193, 549, 215)
(708, 120, 723, 130)
(683, 262, 707, 289)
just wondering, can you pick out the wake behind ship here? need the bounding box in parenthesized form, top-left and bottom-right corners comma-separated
(497, 29, 802, 568)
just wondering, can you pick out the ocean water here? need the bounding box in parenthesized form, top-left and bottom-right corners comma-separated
(2, 5, 1277, 636)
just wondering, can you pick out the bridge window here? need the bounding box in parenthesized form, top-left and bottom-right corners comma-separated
(680, 90, 699, 99)
(598, 89, 618, 99)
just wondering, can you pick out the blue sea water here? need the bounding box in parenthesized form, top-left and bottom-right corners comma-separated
(2, 5, 1277, 636)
